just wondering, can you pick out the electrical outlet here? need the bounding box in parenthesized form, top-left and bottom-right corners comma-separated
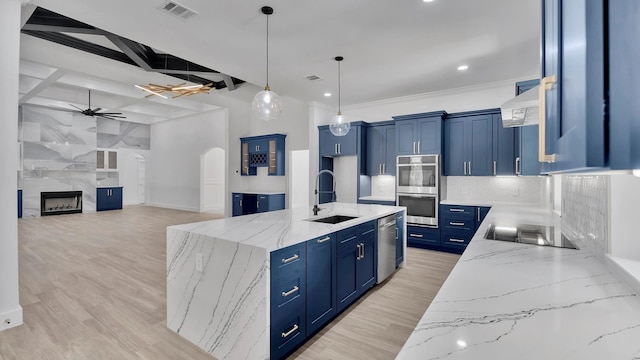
(195, 253, 203, 272)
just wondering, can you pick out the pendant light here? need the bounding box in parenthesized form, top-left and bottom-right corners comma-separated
(252, 6, 282, 121)
(329, 56, 350, 136)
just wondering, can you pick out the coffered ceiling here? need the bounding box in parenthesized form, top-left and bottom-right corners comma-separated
(18, 0, 540, 124)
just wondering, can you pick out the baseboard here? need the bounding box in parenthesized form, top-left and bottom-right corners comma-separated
(604, 254, 640, 295)
(203, 206, 224, 213)
(0, 306, 23, 332)
(123, 200, 144, 206)
(147, 202, 199, 213)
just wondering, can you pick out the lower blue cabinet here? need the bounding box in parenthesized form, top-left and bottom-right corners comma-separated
(96, 187, 122, 211)
(336, 221, 377, 313)
(396, 212, 405, 267)
(306, 233, 336, 336)
(407, 225, 440, 248)
(232, 193, 284, 217)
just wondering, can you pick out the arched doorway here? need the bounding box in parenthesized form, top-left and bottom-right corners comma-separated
(201, 147, 225, 214)
(122, 153, 146, 205)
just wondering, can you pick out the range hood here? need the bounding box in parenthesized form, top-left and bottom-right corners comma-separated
(500, 85, 539, 127)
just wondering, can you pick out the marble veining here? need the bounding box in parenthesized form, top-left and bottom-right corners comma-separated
(167, 203, 405, 359)
(396, 204, 640, 360)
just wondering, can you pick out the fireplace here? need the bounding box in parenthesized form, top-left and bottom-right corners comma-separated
(41, 191, 83, 216)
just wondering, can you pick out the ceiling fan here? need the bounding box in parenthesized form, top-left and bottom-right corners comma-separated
(68, 90, 126, 120)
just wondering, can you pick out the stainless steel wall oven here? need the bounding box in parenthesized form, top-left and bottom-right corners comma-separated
(396, 155, 439, 226)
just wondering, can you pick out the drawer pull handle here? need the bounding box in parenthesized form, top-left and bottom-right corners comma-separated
(449, 222, 465, 226)
(282, 286, 299, 297)
(409, 233, 423, 238)
(281, 254, 299, 264)
(317, 236, 331, 243)
(281, 324, 299, 338)
(450, 238, 465, 243)
(450, 209, 465, 213)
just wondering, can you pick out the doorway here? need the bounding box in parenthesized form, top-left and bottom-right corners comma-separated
(122, 153, 146, 205)
(201, 147, 225, 214)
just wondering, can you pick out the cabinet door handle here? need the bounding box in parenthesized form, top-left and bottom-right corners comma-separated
(281, 324, 299, 338)
(539, 75, 557, 163)
(281, 254, 299, 264)
(450, 238, 465, 243)
(256, 200, 259, 208)
(413, 142, 416, 154)
(417, 141, 421, 154)
(515, 157, 521, 175)
(356, 244, 361, 260)
(450, 208, 465, 213)
(493, 160, 497, 176)
(240, 200, 242, 207)
(449, 221, 465, 226)
(477, 207, 480, 222)
(335, 144, 338, 154)
(379, 163, 382, 175)
(463, 161, 467, 175)
(360, 243, 365, 259)
(409, 233, 423, 238)
(468, 161, 472, 175)
(282, 285, 299, 297)
(338, 143, 341, 154)
(317, 236, 331, 243)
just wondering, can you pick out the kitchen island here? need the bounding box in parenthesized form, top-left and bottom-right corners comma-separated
(397, 204, 640, 359)
(167, 202, 405, 359)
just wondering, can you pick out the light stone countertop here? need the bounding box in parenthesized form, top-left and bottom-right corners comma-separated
(359, 195, 396, 202)
(168, 202, 405, 252)
(231, 190, 285, 195)
(396, 204, 640, 359)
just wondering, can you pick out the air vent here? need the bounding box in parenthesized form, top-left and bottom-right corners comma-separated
(306, 75, 323, 81)
(158, 1, 198, 21)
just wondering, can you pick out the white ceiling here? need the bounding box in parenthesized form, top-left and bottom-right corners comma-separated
(18, 0, 540, 124)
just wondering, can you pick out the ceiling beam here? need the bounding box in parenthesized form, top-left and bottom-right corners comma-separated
(104, 34, 154, 71)
(21, 23, 106, 35)
(19, 69, 67, 105)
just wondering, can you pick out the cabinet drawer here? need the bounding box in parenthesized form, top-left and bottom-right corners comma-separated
(440, 205, 474, 219)
(441, 229, 473, 249)
(407, 225, 440, 247)
(337, 227, 358, 251)
(271, 273, 304, 310)
(270, 311, 306, 360)
(271, 243, 306, 275)
(441, 217, 474, 231)
(358, 220, 376, 237)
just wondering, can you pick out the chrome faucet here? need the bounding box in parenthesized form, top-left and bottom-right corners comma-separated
(313, 169, 336, 216)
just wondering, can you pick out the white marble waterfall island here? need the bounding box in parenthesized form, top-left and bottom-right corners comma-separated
(166, 202, 404, 359)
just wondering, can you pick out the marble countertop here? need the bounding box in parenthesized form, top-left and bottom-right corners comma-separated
(396, 204, 640, 359)
(169, 202, 404, 252)
(232, 190, 285, 195)
(359, 195, 396, 202)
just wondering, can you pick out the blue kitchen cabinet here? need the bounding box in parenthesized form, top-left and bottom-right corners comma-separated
(539, 0, 640, 172)
(18, 190, 22, 218)
(270, 243, 306, 360)
(232, 192, 284, 217)
(492, 113, 516, 175)
(439, 204, 475, 252)
(96, 187, 122, 211)
(306, 233, 337, 336)
(396, 211, 405, 267)
(335, 220, 377, 313)
(240, 134, 286, 176)
(232, 193, 243, 216)
(319, 127, 357, 157)
(513, 80, 542, 176)
(366, 121, 396, 176)
(393, 111, 446, 156)
(444, 111, 493, 176)
(406, 225, 440, 248)
(476, 206, 491, 230)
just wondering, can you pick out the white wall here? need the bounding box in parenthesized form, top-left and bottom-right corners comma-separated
(0, 0, 23, 332)
(610, 175, 640, 261)
(290, 150, 310, 209)
(149, 109, 227, 212)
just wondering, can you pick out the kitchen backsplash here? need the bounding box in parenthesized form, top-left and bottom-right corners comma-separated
(561, 175, 608, 258)
(443, 176, 550, 206)
(371, 175, 396, 198)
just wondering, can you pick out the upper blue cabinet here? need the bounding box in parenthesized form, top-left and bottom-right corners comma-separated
(240, 134, 286, 176)
(319, 125, 360, 157)
(366, 121, 396, 176)
(393, 111, 446, 156)
(540, 0, 640, 172)
(514, 80, 542, 176)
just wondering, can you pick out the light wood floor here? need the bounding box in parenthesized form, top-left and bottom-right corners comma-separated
(0, 206, 459, 360)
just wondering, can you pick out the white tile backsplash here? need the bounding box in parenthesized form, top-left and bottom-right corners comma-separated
(371, 175, 395, 198)
(443, 176, 550, 206)
(561, 175, 609, 258)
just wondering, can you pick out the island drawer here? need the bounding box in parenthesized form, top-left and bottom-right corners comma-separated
(271, 242, 306, 275)
(270, 310, 306, 360)
(271, 270, 305, 309)
(337, 227, 357, 251)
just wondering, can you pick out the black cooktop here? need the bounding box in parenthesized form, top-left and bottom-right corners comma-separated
(484, 224, 579, 250)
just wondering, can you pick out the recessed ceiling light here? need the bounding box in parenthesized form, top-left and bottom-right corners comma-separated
(324, 92, 332, 97)
(422, 0, 435, 2)
(457, 65, 469, 71)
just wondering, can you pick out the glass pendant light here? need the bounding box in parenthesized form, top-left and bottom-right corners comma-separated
(252, 6, 282, 121)
(329, 56, 350, 136)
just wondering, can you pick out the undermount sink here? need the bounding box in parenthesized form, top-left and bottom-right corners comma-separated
(484, 223, 579, 250)
(307, 215, 359, 224)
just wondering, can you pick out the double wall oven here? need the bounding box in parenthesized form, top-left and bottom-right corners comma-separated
(396, 155, 439, 226)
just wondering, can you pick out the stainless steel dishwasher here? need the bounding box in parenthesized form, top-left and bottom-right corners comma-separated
(377, 214, 397, 283)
